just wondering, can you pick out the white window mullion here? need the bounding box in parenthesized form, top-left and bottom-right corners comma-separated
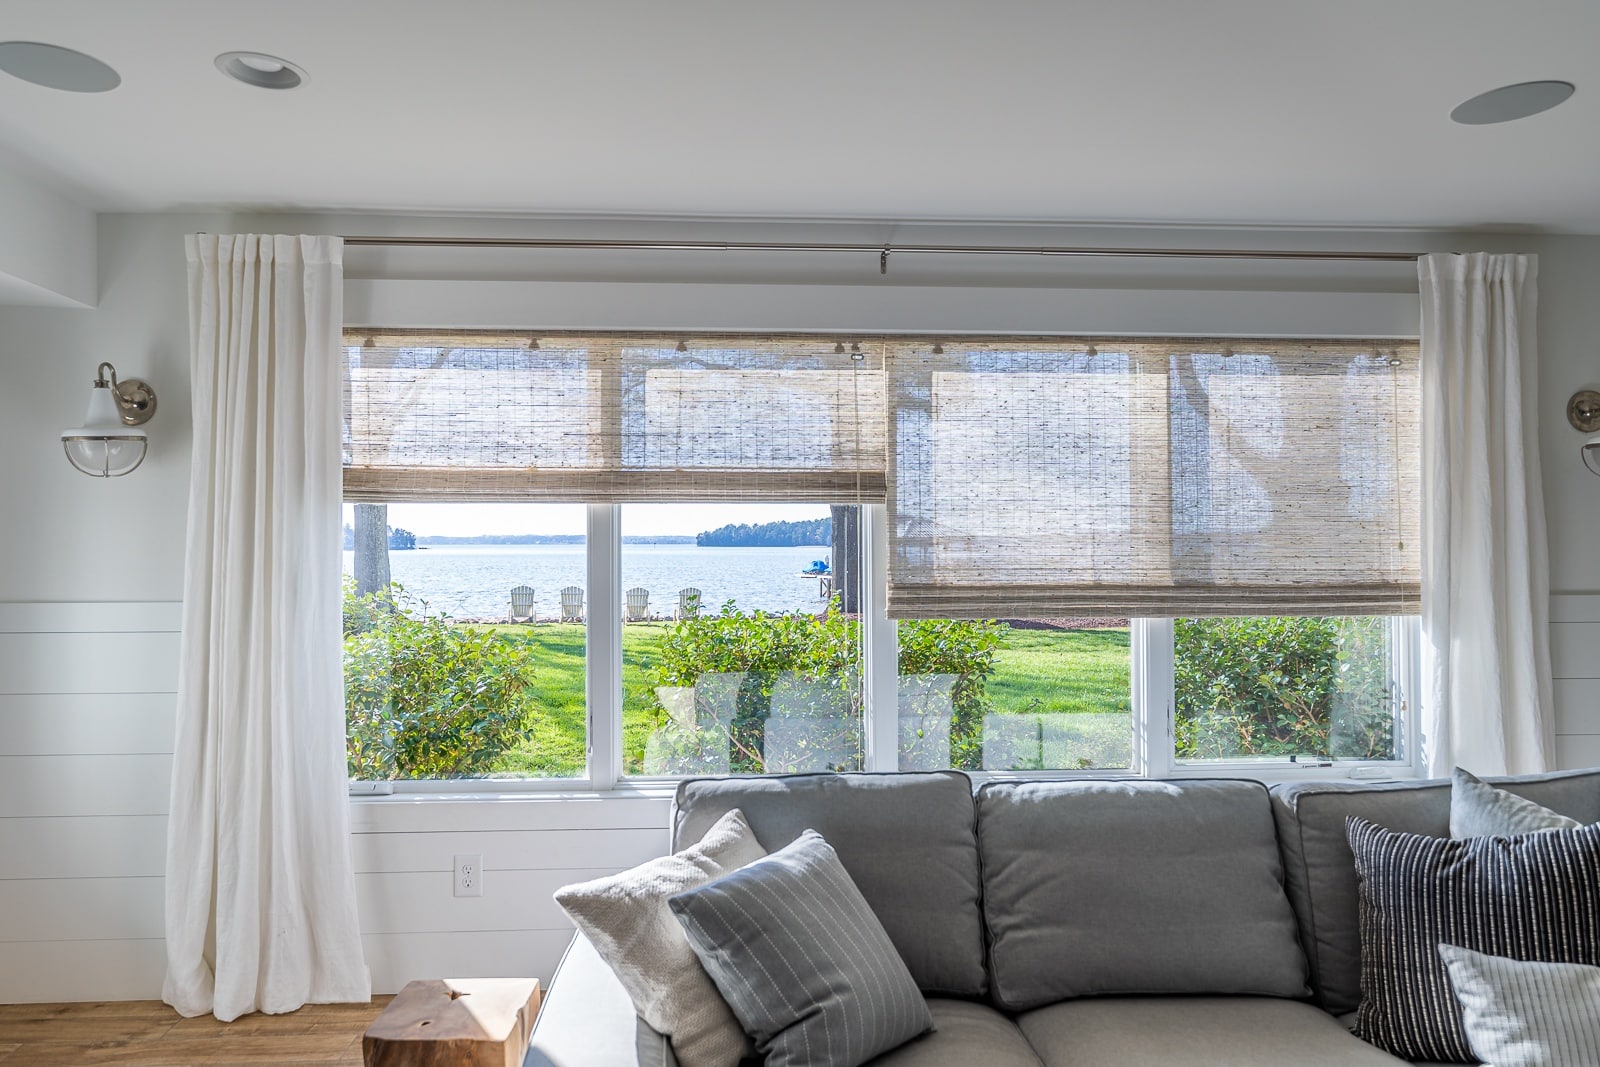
(1132, 618, 1176, 778)
(586, 503, 622, 790)
(1392, 615, 1424, 775)
(862, 504, 899, 772)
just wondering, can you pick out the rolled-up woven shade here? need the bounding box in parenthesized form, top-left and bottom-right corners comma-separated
(342, 330, 886, 502)
(886, 338, 1421, 619)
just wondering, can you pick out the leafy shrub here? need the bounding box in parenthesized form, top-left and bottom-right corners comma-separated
(1173, 616, 1395, 761)
(650, 599, 1005, 772)
(652, 599, 861, 773)
(344, 580, 535, 779)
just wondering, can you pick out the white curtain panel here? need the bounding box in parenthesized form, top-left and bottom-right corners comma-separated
(165, 235, 369, 1020)
(1419, 252, 1554, 777)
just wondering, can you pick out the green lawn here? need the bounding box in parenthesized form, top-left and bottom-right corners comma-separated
(985, 627, 1131, 769)
(988, 627, 1130, 716)
(479, 623, 586, 777)
(474, 622, 673, 777)
(465, 621, 1131, 777)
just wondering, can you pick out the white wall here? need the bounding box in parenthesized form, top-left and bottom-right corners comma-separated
(0, 212, 1597, 1002)
(0, 151, 96, 308)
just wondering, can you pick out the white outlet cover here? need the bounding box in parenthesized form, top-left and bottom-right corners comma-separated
(454, 854, 484, 897)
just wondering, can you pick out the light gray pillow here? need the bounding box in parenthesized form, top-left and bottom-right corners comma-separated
(1440, 944, 1600, 1067)
(669, 829, 933, 1067)
(1450, 767, 1582, 839)
(554, 808, 767, 1067)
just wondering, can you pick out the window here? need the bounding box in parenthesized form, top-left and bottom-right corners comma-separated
(1172, 615, 1405, 765)
(341, 330, 1423, 787)
(623, 503, 863, 778)
(342, 502, 587, 780)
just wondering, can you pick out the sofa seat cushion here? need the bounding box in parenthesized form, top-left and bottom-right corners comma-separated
(867, 1000, 1042, 1067)
(673, 771, 986, 997)
(1269, 769, 1600, 1014)
(1016, 997, 1408, 1066)
(526, 933, 678, 1067)
(977, 779, 1308, 1009)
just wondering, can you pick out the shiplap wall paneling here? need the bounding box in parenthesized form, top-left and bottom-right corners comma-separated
(2, 941, 172, 1005)
(0, 602, 181, 1003)
(1551, 594, 1600, 771)
(350, 795, 672, 993)
(362, 930, 582, 995)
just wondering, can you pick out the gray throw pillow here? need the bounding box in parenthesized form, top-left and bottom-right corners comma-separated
(669, 829, 933, 1067)
(554, 808, 767, 1067)
(1440, 944, 1600, 1067)
(1451, 767, 1582, 839)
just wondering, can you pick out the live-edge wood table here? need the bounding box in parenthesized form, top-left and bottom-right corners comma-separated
(364, 978, 541, 1067)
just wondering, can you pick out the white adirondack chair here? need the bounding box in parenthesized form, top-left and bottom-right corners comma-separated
(676, 587, 703, 620)
(559, 585, 585, 623)
(507, 585, 536, 623)
(624, 587, 651, 621)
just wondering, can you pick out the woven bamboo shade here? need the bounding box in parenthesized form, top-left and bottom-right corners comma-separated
(344, 328, 1420, 620)
(885, 338, 1421, 619)
(342, 330, 886, 503)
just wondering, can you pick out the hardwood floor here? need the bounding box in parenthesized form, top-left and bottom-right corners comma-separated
(0, 997, 392, 1066)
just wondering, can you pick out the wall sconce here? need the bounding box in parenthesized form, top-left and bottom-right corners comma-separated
(1569, 389, 1600, 476)
(61, 362, 156, 477)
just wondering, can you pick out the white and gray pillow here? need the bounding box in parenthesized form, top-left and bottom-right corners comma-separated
(1450, 767, 1583, 839)
(669, 829, 933, 1067)
(1348, 817, 1600, 1063)
(553, 808, 767, 1067)
(1439, 944, 1600, 1067)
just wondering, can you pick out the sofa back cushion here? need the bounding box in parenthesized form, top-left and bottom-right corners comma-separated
(976, 779, 1308, 1010)
(1269, 769, 1600, 1015)
(672, 771, 987, 998)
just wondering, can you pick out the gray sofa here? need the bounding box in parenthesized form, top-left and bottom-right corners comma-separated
(525, 768, 1600, 1067)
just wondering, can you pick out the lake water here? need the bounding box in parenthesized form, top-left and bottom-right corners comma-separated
(341, 543, 836, 619)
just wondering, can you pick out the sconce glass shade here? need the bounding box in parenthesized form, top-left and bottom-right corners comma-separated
(1584, 433, 1600, 477)
(62, 379, 148, 477)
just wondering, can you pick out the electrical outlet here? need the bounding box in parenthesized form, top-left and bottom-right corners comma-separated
(454, 854, 484, 897)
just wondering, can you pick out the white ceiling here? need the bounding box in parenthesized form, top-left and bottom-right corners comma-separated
(0, 1, 1597, 230)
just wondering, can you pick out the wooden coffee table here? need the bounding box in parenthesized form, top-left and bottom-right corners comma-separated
(364, 978, 541, 1067)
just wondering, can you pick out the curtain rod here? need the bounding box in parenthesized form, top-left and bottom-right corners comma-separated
(341, 234, 1421, 272)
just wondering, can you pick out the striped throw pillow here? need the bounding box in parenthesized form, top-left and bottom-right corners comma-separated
(1347, 817, 1600, 1062)
(1440, 944, 1600, 1067)
(669, 830, 933, 1067)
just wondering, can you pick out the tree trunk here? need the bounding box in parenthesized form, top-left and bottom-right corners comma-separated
(829, 505, 862, 614)
(354, 503, 392, 598)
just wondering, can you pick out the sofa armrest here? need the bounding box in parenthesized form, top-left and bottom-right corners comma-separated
(524, 932, 677, 1067)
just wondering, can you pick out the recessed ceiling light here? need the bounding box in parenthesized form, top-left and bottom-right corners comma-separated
(1451, 80, 1574, 125)
(215, 51, 305, 90)
(0, 41, 120, 92)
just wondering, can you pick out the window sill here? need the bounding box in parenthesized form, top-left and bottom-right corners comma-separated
(347, 782, 680, 833)
(1160, 763, 1422, 785)
(350, 781, 678, 802)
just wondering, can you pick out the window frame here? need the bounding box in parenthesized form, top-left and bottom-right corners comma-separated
(358, 503, 1424, 793)
(1137, 615, 1424, 782)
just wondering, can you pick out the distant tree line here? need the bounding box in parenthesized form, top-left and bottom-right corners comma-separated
(696, 518, 832, 547)
(344, 524, 416, 550)
(412, 534, 695, 545)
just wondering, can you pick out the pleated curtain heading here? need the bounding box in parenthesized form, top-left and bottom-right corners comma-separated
(342, 330, 1420, 620)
